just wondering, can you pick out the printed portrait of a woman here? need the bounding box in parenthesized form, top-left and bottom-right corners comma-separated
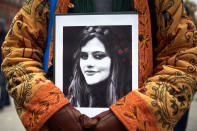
(63, 26, 132, 108)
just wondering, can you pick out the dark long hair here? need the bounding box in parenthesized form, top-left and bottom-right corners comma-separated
(67, 26, 132, 107)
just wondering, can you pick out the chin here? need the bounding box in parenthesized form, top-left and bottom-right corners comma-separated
(86, 78, 108, 86)
(86, 81, 99, 86)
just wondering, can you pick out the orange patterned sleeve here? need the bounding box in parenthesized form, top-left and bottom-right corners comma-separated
(110, 0, 197, 130)
(1, 0, 70, 130)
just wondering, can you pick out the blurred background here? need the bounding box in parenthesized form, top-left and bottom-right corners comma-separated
(0, 0, 25, 31)
(0, 0, 197, 131)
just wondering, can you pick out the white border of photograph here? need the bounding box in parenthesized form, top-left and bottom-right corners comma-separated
(54, 13, 138, 117)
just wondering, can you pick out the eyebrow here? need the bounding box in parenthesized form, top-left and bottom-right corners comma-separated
(80, 51, 106, 53)
(92, 51, 106, 54)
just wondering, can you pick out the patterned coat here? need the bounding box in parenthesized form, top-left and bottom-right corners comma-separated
(1, 0, 197, 131)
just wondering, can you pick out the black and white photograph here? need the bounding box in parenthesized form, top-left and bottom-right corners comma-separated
(54, 14, 138, 116)
(63, 26, 132, 108)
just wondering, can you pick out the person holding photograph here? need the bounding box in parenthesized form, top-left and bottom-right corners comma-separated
(68, 26, 132, 107)
(1, 0, 197, 131)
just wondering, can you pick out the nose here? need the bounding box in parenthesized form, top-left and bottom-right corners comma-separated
(85, 55, 95, 68)
(87, 65, 94, 69)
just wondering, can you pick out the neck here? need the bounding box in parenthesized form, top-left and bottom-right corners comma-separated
(88, 79, 109, 107)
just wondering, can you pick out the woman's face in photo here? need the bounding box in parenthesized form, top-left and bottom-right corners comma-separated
(80, 37, 111, 85)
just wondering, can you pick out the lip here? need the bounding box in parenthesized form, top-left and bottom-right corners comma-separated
(85, 70, 98, 76)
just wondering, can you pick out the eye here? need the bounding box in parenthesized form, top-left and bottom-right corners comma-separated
(80, 52, 88, 60)
(93, 52, 107, 60)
